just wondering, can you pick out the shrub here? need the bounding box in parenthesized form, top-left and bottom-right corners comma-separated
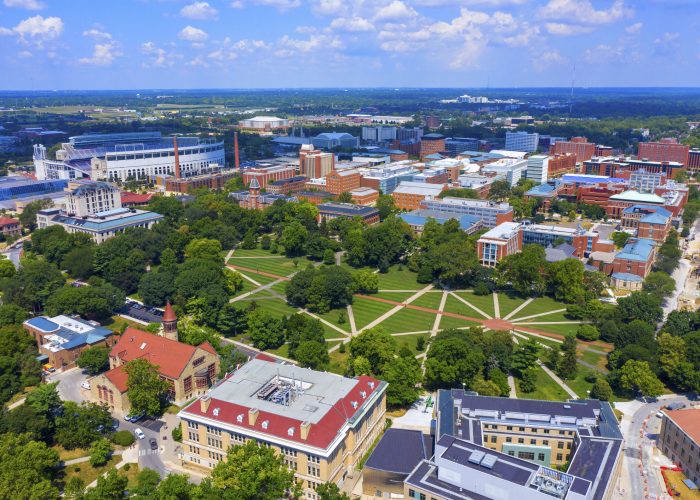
(112, 430, 135, 447)
(584, 373, 598, 383)
(416, 336, 426, 351)
(519, 368, 537, 393)
(172, 425, 182, 442)
(338, 343, 346, 353)
(123, 463, 131, 472)
(473, 282, 491, 296)
(576, 325, 600, 341)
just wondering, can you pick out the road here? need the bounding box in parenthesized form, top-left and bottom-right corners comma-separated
(619, 394, 692, 500)
(47, 367, 169, 477)
(2, 241, 23, 268)
(662, 257, 690, 320)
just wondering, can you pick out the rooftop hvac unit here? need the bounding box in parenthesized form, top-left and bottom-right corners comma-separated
(468, 450, 485, 465)
(480, 454, 498, 470)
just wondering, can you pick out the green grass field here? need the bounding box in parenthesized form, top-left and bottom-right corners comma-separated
(236, 270, 279, 286)
(379, 307, 437, 334)
(565, 367, 598, 399)
(513, 331, 562, 350)
(515, 322, 582, 337)
(514, 365, 570, 401)
(437, 314, 480, 331)
(230, 247, 279, 257)
(409, 291, 445, 311)
(375, 266, 423, 290)
(251, 297, 299, 319)
(453, 291, 495, 318)
(496, 292, 528, 319)
(267, 343, 290, 358)
(328, 348, 350, 375)
(352, 297, 398, 330)
(511, 296, 569, 320)
(371, 291, 415, 302)
(310, 307, 351, 334)
(442, 295, 487, 320)
(392, 332, 429, 354)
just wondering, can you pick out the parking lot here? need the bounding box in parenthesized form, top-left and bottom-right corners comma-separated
(117, 300, 164, 324)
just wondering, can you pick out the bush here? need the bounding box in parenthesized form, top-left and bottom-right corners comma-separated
(89, 438, 113, 467)
(123, 463, 131, 472)
(473, 282, 491, 296)
(576, 325, 600, 341)
(172, 425, 182, 442)
(112, 430, 135, 447)
(339, 342, 346, 353)
(416, 336, 426, 351)
(584, 373, 598, 383)
(519, 368, 537, 393)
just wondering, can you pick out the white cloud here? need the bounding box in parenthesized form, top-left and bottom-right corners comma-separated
(253, 0, 301, 10)
(79, 42, 122, 66)
(0, 15, 64, 47)
(533, 49, 566, 71)
(17, 50, 32, 58)
(141, 41, 169, 67)
(278, 33, 343, 54)
(412, 0, 525, 5)
(3, 0, 45, 10)
(625, 22, 642, 34)
(545, 23, 593, 36)
(539, 0, 632, 25)
(312, 0, 346, 16)
(181, 2, 219, 20)
(374, 1, 418, 21)
(178, 25, 209, 42)
(655, 32, 679, 44)
(83, 28, 112, 40)
(584, 43, 624, 63)
(330, 17, 375, 32)
(230, 0, 243, 7)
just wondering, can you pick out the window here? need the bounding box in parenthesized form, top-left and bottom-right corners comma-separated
(207, 426, 221, 436)
(207, 437, 222, 449)
(538, 453, 545, 461)
(507, 426, 513, 431)
(491, 436, 497, 444)
(543, 429, 550, 434)
(187, 421, 199, 429)
(567, 442, 572, 449)
(543, 440, 549, 446)
(188, 432, 200, 442)
(193, 356, 205, 367)
(519, 427, 525, 432)
(530, 439, 537, 445)
(558, 442, 564, 449)
(184, 376, 192, 393)
(506, 437, 512, 443)
(307, 454, 320, 464)
(557, 453, 563, 461)
(518, 452, 535, 460)
(307, 465, 320, 477)
(508, 451, 515, 456)
(518, 438, 524, 444)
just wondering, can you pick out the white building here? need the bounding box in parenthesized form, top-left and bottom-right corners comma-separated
(361, 126, 397, 143)
(505, 131, 539, 153)
(65, 182, 121, 217)
(482, 158, 528, 186)
(33, 132, 225, 182)
(238, 116, 289, 129)
(526, 155, 550, 184)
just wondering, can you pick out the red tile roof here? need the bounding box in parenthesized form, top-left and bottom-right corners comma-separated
(666, 408, 700, 445)
(120, 192, 154, 204)
(162, 302, 176, 322)
(182, 374, 383, 451)
(110, 327, 214, 379)
(0, 217, 19, 227)
(104, 365, 128, 393)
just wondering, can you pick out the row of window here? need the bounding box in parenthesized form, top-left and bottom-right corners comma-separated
(108, 146, 223, 161)
(484, 424, 574, 436)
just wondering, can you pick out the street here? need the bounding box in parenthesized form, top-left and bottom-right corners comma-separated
(615, 395, 693, 500)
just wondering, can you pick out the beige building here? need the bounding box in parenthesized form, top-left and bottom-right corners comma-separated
(65, 181, 121, 216)
(90, 325, 219, 414)
(178, 358, 387, 500)
(660, 408, 700, 486)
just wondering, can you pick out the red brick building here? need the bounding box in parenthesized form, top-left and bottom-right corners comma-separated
(391, 181, 445, 210)
(477, 222, 522, 267)
(419, 134, 446, 161)
(425, 116, 442, 129)
(296, 190, 335, 205)
(689, 149, 700, 173)
(610, 238, 656, 279)
(266, 176, 308, 194)
(550, 137, 596, 163)
(546, 154, 577, 177)
(350, 187, 379, 205)
(595, 145, 614, 157)
(638, 138, 690, 166)
(0, 216, 21, 238)
(242, 165, 296, 188)
(621, 205, 672, 243)
(299, 146, 335, 178)
(325, 169, 361, 195)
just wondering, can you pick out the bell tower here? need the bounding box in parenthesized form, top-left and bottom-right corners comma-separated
(162, 301, 178, 341)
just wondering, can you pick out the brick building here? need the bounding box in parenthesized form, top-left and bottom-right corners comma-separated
(267, 176, 309, 194)
(391, 181, 445, 210)
(620, 205, 672, 242)
(477, 222, 522, 267)
(296, 190, 335, 205)
(325, 169, 361, 195)
(242, 165, 296, 189)
(419, 133, 445, 160)
(420, 197, 514, 228)
(638, 138, 690, 166)
(583, 156, 684, 179)
(349, 187, 379, 206)
(610, 238, 656, 279)
(299, 145, 335, 179)
(0, 216, 21, 238)
(550, 137, 596, 163)
(546, 153, 577, 177)
(163, 169, 238, 194)
(689, 149, 700, 173)
(659, 408, 700, 487)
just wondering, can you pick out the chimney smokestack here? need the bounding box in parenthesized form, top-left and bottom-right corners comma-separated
(173, 136, 181, 179)
(234, 131, 240, 170)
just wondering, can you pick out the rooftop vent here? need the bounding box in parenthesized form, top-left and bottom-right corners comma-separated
(468, 450, 485, 464)
(139, 342, 147, 350)
(261, 420, 269, 430)
(563, 405, 571, 409)
(213, 407, 220, 417)
(481, 454, 498, 470)
(236, 414, 244, 423)
(288, 427, 295, 436)
(360, 391, 367, 399)
(351, 401, 358, 409)
(368, 381, 375, 389)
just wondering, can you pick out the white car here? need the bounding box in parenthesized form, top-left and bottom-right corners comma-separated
(134, 428, 145, 440)
(656, 411, 664, 418)
(81, 381, 91, 390)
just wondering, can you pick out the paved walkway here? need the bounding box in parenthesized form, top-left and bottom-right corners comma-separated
(430, 291, 449, 337)
(64, 450, 125, 466)
(510, 308, 567, 322)
(346, 305, 357, 336)
(537, 360, 578, 399)
(493, 292, 500, 319)
(449, 291, 492, 319)
(361, 285, 434, 331)
(226, 264, 290, 281)
(507, 375, 517, 398)
(502, 298, 533, 320)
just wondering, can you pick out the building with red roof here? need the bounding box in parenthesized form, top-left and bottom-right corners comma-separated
(89, 327, 219, 414)
(120, 191, 154, 207)
(178, 357, 387, 497)
(660, 408, 700, 487)
(0, 216, 21, 238)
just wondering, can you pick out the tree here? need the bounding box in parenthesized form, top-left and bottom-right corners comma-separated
(19, 198, 53, 231)
(185, 238, 224, 263)
(496, 245, 548, 296)
(46, 282, 125, 321)
(55, 401, 113, 450)
(349, 328, 397, 375)
(323, 248, 335, 265)
(352, 269, 379, 294)
(376, 194, 396, 220)
(77, 346, 110, 375)
(112, 430, 135, 447)
(0, 259, 15, 279)
(611, 231, 631, 248)
(472, 378, 502, 396)
(576, 325, 599, 341)
(317, 482, 350, 500)
(65, 476, 85, 499)
(89, 438, 113, 467)
(548, 259, 585, 304)
(643, 271, 676, 300)
(25, 381, 62, 415)
(132, 468, 161, 497)
(138, 271, 176, 307)
(210, 440, 301, 499)
(557, 335, 578, 380)
(617, 292, 663, 324)
(352, 356, 372, 375)
(510, 338, 540, 376)
(62, 246, 95, 280)
(0, 432, 60, 500)
(657, 332, 697, 391)
(589, 378, 613, 401)
(424, 330, 485, 390)
(616, 319, 655, 349)
(84, 469, 128, 500)
(216, 303, 248, 337)
(0, 303, 27, 327)
(280, 220, 308, 256)
(155, 473, 196, 498)
(383, 356, 422, 406)
(125, 358, 171, 416)
(247, 310, 285, 350)
(519, 367, 538, 393)
(294, 341, 330, 370)
(335, 192, 353, 203)
(618, 360, 665, 398)
(1, 258, 65, 312)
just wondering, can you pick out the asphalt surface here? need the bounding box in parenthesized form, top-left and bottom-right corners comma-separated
(2, 241, 23, 268)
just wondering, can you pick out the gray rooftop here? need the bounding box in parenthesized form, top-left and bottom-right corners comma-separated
(364, 428, 429, 474)
(206, 358, 358, 424)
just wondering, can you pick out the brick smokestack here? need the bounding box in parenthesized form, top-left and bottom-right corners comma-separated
(173, 136, 181, 179)
(234, 131, 240, 170)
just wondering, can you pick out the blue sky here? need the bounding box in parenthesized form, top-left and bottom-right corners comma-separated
(0, 0, 698, 89)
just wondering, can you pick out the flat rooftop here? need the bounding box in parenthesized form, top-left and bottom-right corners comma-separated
(479, 222, 521, 240)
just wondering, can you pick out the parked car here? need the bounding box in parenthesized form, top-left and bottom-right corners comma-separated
(656, 411, 664, 418)
(134, 428, 145, 440)
(149, 438, 158, 450)
(666, 402, 687, 411)
(111, 419, 119, 431)
(124, 411, 144, 422)
(81, 381, 91, 390)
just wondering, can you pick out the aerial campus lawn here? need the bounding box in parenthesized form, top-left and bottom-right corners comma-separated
(514, 365, 570, 401)
(452, 291, 495, 318)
